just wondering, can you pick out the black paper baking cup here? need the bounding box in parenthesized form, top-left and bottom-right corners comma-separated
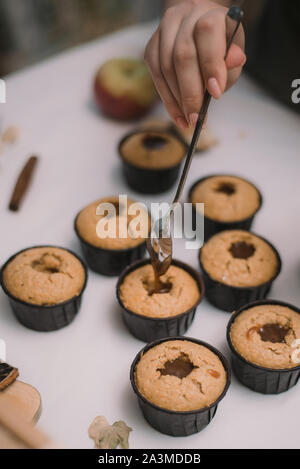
(117, 259, 205, 342)
(188, 175, 263, 241)
(199, 232, 281, 312)
(130, 337, 231, 436)
(74, 215, 147, 276)
(0, 246, 88, 332)
(227, 300, 300, 394)
(118, 130, 184, 194)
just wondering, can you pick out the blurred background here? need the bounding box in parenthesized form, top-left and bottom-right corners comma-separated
(0, 0, 298, 111)
(0, 0, 161, 76)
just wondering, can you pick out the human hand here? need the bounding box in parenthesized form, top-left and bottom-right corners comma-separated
(144, 0, 245, 128)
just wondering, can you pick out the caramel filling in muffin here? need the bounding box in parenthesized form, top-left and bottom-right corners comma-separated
(157, 356, 221, 380)
(158, 354, 197, 379)
(230, 305, 300, 369)
(246, 323, 290, 343)
(229, 241, 256, 259)
(258, 323, 290, 343)
(146, 279, 172, 296)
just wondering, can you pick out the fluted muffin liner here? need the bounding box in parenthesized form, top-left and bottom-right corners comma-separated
(0, 246, 88, 332)
(130, 337, 231, 436)
(74, 215, 147, 276)
(116, 259, 205, 342)
(199, 233, 282, 312)
(227, 300, 300, 394)
(188, 175, 263, 241)
(118, 130, 184, 194)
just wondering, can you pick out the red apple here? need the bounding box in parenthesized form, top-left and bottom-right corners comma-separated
(94, 58, 157, 121)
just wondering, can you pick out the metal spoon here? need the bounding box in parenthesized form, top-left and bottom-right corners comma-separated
(148, 5, 244, 282)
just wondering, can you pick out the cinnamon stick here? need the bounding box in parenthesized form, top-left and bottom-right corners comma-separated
(9, 156, 38, 211)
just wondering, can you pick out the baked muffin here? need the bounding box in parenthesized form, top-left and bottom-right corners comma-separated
(130, 337, 230, 436)
(0, 246, 87, 331)
(201, 230, 279, 288)
(75, 196, 149, 276)
(200, 230, 281, 311)
(120, 264, 200, 318)
(189, 175, 262, 240)
(76, 196, 148, 250)
(230, 304, 300, 369)
(135, 340, 226, 411)
(119, 130, 186, 193)
(117, 259, 204, 342)
(227, 300, 300, 394)
(120, 130, 185, 169)
(2, 247, 85, 305)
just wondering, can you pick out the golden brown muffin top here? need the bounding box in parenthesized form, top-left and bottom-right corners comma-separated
(3, 247, 85, 306)
(200, 230, 279, 287)
(120, 131, 186, 169)
(120, 264, 200, 318)
(230, 304, 300, 369)
(135, 340, 226, 411)
(190, 175, 261, 222)
(76, 196, 149, 250)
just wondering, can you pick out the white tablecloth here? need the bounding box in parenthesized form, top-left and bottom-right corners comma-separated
(1, 21, 300, 449)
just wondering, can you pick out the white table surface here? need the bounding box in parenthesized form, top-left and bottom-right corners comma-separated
(1, 21, 300, 449)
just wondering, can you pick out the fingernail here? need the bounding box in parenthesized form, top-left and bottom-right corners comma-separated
(189, 113, 198, 127)
(208, 77, 222, 99)
(175, 116, 188, 129)
(240, 54, 247, 66)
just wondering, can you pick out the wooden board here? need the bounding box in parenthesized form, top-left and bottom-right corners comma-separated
(0, 405, 52, 449)
(0, 381, 56, 449)
(0, 381, 42, 423)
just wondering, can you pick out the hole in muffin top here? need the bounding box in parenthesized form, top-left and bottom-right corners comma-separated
(31, 253, 61, 274)
(215, 182, 236, 195)
(157, 353, 197, 379)
(142, 135, 168, 151)
(229, 241, 256, 259)
(142, 277, 172, 296)
(259, 323, 290, 344)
